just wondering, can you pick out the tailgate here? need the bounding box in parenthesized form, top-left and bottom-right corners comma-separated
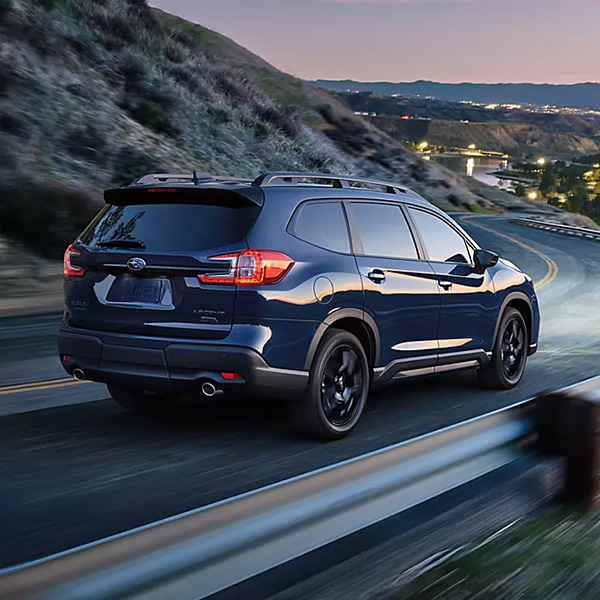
(65, 192, 260, 339)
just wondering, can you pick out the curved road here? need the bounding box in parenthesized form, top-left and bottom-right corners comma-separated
(1, 215, 599, 569)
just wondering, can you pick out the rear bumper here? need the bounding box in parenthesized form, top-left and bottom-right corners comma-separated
(58, 328, 308, 400)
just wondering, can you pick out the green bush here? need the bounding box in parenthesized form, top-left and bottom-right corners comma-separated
(0, 178, 98, 257)
(0, 0, 11, 20)
(65, 124, 108, 164)
(0, 109, 26, 136)
(409, 160, 429, 183)
(164, 40, 187, 64)
(119, 51, 150, 92)
(256, 104, 301, 139)
(0, 63, 9, 96)
(33, 0, 56, 9)
(254, 122, 270, 139)
(122, 96, 180, 137)
(112, 145, 160, 187)
(94, 10, 136, 44)
(207, 105, 231, 124)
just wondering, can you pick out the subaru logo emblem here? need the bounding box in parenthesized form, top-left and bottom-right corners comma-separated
(127, 257, 146, 272)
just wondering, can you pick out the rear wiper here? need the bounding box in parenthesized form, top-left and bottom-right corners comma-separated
(97, 239, 146, 249)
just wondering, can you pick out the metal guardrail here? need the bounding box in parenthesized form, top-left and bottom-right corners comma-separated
(0, 400, 536, 600)
(511, 217, 600, 241)
(6, 376, 600, 599)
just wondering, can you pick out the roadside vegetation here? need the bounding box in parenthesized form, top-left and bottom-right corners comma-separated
(0, 0, 550, 259)
(388, 508, 600, 600)
(504, 160, 600, 224)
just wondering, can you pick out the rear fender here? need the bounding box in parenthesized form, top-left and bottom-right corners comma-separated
(303, 309, 380, 371)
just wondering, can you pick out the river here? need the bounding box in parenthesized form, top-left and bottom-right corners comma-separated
(429, 155, 517, 190)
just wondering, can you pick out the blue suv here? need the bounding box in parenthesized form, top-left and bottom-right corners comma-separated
(59, 172, 540, 439)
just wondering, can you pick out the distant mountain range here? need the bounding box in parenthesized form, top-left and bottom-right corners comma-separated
(314, 80, 600, 110)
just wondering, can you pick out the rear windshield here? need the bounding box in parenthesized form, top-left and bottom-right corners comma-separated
(81, 202, 260, 252)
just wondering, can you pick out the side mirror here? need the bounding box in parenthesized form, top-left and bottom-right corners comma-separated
(473, 249, 499, 274)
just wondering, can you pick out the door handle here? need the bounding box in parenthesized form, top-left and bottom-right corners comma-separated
(438, 280, 453, 290)
(367, 270, 386, 284)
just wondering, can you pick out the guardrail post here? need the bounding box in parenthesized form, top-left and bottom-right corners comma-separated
(564, 395, 600, 509)
(537, 378, 600, 510)
(536, 391, 572, 455)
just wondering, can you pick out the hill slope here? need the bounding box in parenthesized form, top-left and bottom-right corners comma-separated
(335, 91, 600, 158)
(374, 117, 600, 158)
(0, 0, 559, 259)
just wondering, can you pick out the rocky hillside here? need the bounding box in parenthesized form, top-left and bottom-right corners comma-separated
(0, 0, 557, 260)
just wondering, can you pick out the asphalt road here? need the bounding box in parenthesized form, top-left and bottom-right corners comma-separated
(1, 215, 599, 569)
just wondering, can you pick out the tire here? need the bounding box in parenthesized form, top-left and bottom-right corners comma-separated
(289, 330, 369, 440)
(478, 307, 528, 389)
(108, 384, 172, 413)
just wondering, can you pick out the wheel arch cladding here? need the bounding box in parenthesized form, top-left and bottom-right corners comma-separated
(304, 310, 380, 371)
(495, 293, 533, 351)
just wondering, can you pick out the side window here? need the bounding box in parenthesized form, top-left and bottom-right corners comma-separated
(351, 203, 418, 259)
(408, 208, 472, 264)
(292, 201, 351, 253)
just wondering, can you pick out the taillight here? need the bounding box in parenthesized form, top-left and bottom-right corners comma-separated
(198, 250, 294, 286)
(63, 245, 85, 278)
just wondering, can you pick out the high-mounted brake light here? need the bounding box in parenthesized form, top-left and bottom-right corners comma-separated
(198, 250, 294, 286)
(63, 245, 85, 278)
(147, 188, 177, 193)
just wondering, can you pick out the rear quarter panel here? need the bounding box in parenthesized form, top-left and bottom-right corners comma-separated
(236, 196, 363, 370)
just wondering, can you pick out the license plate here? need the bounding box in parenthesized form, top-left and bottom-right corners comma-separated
(122, 279, 162, 304)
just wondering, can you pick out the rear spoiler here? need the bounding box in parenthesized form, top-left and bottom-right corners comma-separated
(103, 185, 264, 207)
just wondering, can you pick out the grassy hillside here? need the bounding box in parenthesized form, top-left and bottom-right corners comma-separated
(0, 0, 558, 260)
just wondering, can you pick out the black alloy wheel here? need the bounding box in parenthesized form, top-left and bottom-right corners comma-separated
(478, 307, 528, 389)
(289, 330, 369, 440)
(500, 316, 526, 382)
(320, 344, 364, 428)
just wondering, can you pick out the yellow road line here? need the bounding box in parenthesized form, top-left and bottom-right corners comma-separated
(462, 216, 559, 290)
(0, 378, 86, 396)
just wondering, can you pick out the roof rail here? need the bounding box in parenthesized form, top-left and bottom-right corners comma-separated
(251, 172, 409, 195)
(132, 172, 252, 186)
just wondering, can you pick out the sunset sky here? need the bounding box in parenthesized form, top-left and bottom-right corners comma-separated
(151, 0, 599, 85)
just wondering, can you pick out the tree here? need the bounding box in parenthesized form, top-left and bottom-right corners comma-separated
(514, 184, 526, 197)
(568, 192, 587, 213)
(539, 167, 558, 196)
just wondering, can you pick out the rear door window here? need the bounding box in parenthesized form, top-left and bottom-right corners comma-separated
(350, 202, 419, 259)
(291, 201, 351, 253)
(81, 202, 260, 252)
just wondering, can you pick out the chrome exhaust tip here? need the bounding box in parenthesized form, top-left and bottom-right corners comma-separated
(201, 382, 217, 397)
(73, 368, 86, 381)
